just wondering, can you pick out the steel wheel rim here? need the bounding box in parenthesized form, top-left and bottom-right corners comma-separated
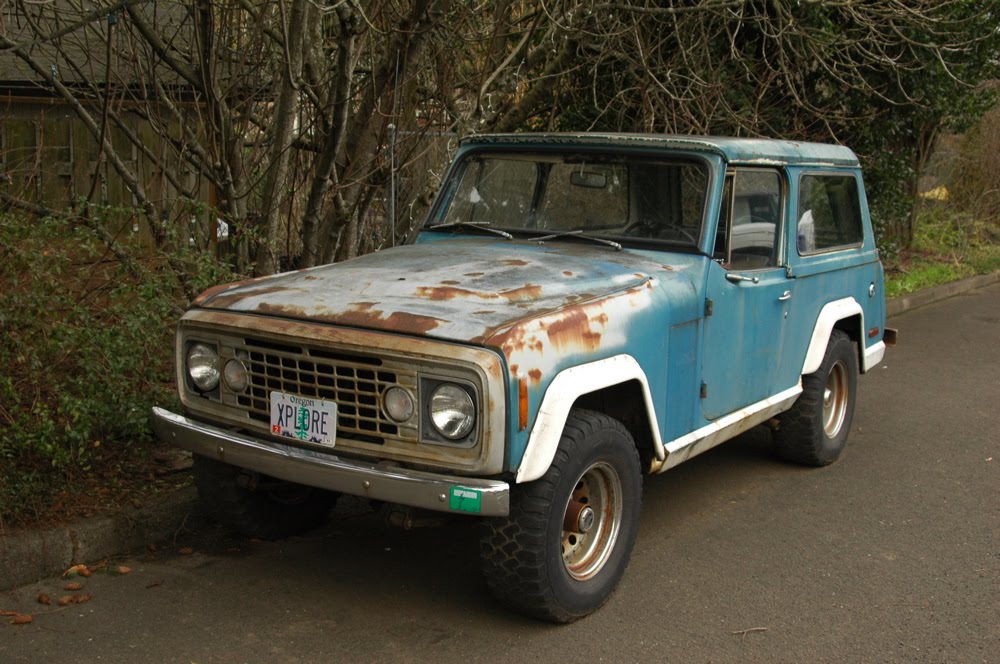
(561, 461, 623, 581)
(823, 360, 849, 438)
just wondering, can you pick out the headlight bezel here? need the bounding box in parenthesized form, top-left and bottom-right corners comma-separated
(185, 341, 221, 393)
(420, 377, 479, 446)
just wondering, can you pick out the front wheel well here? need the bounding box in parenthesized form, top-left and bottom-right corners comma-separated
(572, 380, 656, 471)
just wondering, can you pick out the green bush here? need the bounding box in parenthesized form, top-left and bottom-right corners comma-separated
(884, 205, 1000, 298)
(0, 210, 234, 525)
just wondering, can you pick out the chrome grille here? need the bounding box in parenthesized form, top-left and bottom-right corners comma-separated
(235, 338, 413, 444)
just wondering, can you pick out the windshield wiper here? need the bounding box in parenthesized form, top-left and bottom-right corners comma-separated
(530, 230, 622, 251)
(426, 221, 513, 239)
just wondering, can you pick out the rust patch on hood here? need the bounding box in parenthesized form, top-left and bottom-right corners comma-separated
(414, 283, 542, 303)
(500, 284, 542, 301)
(415, 286, 480, 300)
(502, 259, 529, 267)
(256, 302, 443, 335)
(192, 277, 274, 307)
(204, 286, 294, 310)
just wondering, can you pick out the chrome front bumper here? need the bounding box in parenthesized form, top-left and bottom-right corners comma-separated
(152, 407, 510, 517)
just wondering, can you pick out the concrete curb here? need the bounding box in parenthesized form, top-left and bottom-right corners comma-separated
(886, 271, 1000, 318)
(2, 270, 997, 592)
(0, 485, 206, 592)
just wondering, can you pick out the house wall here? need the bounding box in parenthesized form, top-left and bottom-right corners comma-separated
(0, 97, 215, 251)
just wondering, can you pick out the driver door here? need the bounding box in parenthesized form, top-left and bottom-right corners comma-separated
(701, 168, 794, 420)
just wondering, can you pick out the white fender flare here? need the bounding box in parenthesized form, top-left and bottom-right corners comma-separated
(802, 297, 882, 375)
(514, 354, 663, 484)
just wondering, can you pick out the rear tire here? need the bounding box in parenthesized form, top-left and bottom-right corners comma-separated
(775, 330, 857, 466)
(479, 409, 642, 623)
(192, 455, 337, 539)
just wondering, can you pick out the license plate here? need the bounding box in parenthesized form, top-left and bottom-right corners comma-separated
(269, 392, 337, 447)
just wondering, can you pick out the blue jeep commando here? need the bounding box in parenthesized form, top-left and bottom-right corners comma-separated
(154, 133, 895, 622)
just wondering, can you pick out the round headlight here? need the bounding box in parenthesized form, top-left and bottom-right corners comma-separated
(223, 359, 249, 393)
(383, 386, 415, 422)
(429, 384, 475, 440)
(187, 343, 220, 392)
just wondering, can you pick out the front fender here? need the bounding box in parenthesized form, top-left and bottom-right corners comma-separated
(514, 354, 664, 483)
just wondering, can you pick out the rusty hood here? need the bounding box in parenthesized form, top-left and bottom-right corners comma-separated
(194, 239, 681, 344)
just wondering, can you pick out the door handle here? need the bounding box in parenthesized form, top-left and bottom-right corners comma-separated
(725, 273, 760, 284)
(778, 290, 792, 301)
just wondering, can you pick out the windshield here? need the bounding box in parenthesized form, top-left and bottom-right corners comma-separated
(429, 152, 710, 246)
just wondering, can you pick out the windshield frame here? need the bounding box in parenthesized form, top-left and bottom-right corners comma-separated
(422, 145, 716, 254)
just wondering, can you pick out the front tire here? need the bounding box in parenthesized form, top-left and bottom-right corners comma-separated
(192, 455, 338, 539)
(479, 409, 642, 623)
(775, 329, 858, 466)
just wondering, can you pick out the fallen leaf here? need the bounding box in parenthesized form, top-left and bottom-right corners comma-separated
(116, 566, 132, 575)
(56, 594, 92, 606)
(63, 564, 88, 577)
(37, 594, 51, 606)
(63, 582, 84, 591)
(178, 547, 194, 555)
(10, 614, 32, 625)
(0, 610, 18, 616)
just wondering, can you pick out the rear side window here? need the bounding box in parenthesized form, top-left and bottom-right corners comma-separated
(797, 174, 863, 254)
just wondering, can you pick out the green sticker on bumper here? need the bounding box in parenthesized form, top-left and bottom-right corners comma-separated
(449, 486, 482, 514)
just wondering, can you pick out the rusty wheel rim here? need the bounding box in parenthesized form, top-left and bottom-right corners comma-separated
(823, 360, 849, 438)
(561, 461, 622, 581)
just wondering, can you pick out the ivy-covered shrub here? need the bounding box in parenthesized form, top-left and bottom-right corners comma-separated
(0, 210, 234, 525)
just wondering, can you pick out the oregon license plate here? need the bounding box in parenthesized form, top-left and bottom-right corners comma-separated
(269, 392, 337, 447)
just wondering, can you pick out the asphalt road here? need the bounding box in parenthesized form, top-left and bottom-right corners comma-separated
(2, 284, 998, 664)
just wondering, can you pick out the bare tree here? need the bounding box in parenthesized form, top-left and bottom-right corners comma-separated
(1, 0, 995, 278)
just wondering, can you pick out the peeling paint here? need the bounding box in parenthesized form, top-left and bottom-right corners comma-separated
(487, 279, 657, 381)
(255, 302, 444, 335)
(205, 286, 299, 310)
(193, 240, 693, 354)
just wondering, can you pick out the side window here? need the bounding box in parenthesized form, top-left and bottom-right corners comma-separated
(728, 170, 781, 270)
(797, 174, 863, 254)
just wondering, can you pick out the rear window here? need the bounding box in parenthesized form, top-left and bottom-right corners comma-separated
(796, 174, 863, 254)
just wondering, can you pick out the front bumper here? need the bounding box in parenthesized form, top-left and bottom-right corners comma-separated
(152, 407, 510, 516)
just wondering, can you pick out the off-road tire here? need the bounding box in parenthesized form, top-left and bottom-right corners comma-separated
(192, 455, 337, 539)
(479, 409, 642, 623)
(775, 329, 858, 466)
